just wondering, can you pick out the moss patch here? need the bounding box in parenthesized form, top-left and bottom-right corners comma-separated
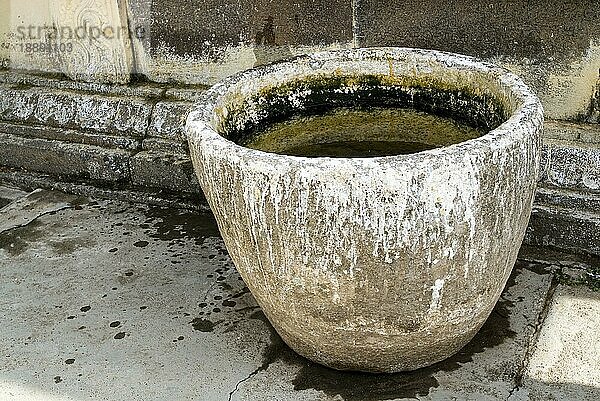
(219, 74, 508, 145)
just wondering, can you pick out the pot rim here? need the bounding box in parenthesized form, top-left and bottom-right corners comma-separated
(186, 47, 543, 164)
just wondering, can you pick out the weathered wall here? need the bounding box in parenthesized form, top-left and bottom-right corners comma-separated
(2, 0, 61, 74)
(0, 0, 8, 67)
(3, 0, 599, 121)
(128, 0, 600, 121)
(1, 0, 133, 83)
(126, 0, 354, 83)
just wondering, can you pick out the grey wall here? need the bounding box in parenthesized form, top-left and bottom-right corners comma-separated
(124, 0, 600, 121)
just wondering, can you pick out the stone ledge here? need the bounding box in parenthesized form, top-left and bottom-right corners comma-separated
(0, 84, 154, 139)
(130, 151, 200, 194)
(147, 100, 193, 142)
(535, 186, 600, 215)
(525, 204, 600, 256)
(0, 70, 166, 99)
(0, 133, 132, 183)
(540, 137, 600, 193)
(0, 167, 206, 211)
(544, 120, 600, 144)
(0, 121, 141, 151)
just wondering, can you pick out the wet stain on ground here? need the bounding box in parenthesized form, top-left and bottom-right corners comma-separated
(243, 275, 518, 401)
(49, 237, 96, 255)
(142, 206, 221, 245)
(0, 220, 45, 256)
(0, 197, 12, 209)
(191, 318, 216, 332)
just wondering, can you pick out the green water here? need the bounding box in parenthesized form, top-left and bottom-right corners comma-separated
(244, 107, 485, 158)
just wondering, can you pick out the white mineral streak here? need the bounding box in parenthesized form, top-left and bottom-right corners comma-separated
(429, 278, 445, 312)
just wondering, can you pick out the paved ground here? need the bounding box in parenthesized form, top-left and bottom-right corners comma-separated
(0, 186, 598, 401)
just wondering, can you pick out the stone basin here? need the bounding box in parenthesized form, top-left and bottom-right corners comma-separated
(185, 48, 543, 372)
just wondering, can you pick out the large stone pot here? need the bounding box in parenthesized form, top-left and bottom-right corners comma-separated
(186, 48, 543, 373)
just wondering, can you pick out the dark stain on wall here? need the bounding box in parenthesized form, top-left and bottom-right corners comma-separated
(356, 0, 600, 63)
(255, 16, 276, 45)
(147, 0, 353, 59)
(589, 77, 600, 122)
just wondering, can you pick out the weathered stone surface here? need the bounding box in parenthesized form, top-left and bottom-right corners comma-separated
(535, 186, 600, 215)
(130, 150, 200, 194)
(127, 0, 353, 83)
(525, 205, 600, 256)
(540, 140, 600, 192)
(0, 84, 153, 138)
(187, 48, 543, 372)
(0, 185, 27, 209)
(0, 189, 81, 233)
(0, 121, 141, 150)
(0, 169, 204, 211)
(0, 195, 255, 400)
(355, 0, 600, 120)
(49, 0, 133, 84)
(0, 70, 165, 99)
(544, 120, 600, 144)
(147, 101, 193, 141)
(592, 81, 600, 122)
(0, 132, 131, 182)
(165, 87, 209, 102)
(522, 285, 600, 401)
(148, 0, 353, 52)
(356, 0, 600, 62)
(141, 138, 189, 154)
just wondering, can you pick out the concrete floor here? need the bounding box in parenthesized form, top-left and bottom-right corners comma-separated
(0, 187, 598, 401)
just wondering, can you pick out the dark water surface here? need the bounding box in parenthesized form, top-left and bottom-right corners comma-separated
(245, 107, 485, 158)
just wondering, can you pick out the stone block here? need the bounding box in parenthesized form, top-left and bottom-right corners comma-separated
(165, 87, 209, 102)
(141, 138, 189, 154)
(49, 0, 133, 84)
(0, 70, 165, 99)
(130, 151, 201, 194)
(525, 205, 600, 256)
(543, 120, 600, 144)
(0, 121, 141, 150)
(355, 0, 600, 120)
(147, 0, 353, 56)
(535, 186, 600, 215)
(355, 0, 600, 62)
(148, 101, 193, 142)
(0, 132, 131, 183)
(541, 140, 600, 191)
(0, 84, 153, 138)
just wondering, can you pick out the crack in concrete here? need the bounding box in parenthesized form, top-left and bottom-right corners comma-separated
(0, 205, 72, 235)
(228, 365, 263, 401)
